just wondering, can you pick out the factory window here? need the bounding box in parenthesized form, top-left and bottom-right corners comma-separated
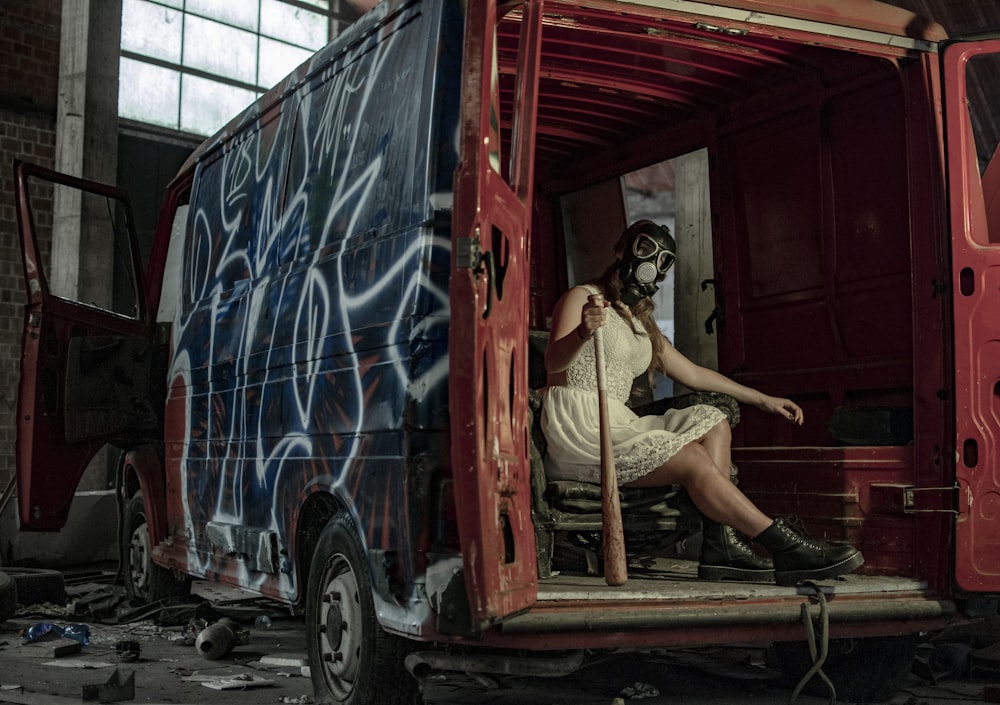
(119, 0, 360, 136)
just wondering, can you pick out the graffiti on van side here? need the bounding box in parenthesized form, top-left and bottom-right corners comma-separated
(162, 4, 456, 603)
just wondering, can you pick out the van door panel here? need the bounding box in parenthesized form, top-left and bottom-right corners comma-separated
(63, 335, 160, 442)
(449, 0, 541, 625)
(943, 39, 1000, 592)
(13, 160, 152, 530)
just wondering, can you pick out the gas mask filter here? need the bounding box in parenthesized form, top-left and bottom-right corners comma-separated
(618, 223, 676, 306)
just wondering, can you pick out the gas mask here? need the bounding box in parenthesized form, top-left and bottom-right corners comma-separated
(618, 223, 676, 306)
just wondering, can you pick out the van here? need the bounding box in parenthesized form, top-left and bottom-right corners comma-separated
(12, 0, 1000, 703)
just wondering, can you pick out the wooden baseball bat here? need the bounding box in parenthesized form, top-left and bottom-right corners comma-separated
(590, 294, 628, 586)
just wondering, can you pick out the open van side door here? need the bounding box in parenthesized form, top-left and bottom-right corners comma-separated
(13, 160, 155, 531)
(449, 0, 542, 625)
(943, 38, 1000, 592)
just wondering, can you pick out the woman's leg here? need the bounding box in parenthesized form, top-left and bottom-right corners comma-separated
(700, 421, 733, 481)
(623, 440, 772, 537)
(623, 437, 865, 585)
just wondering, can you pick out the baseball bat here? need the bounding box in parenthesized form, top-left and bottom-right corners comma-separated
(590, 294, 628, 586)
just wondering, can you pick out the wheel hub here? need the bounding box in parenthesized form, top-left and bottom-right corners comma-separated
(325, 603, 344, 651)
(317, 554, 362, 698)
(128, 522, 151, 593)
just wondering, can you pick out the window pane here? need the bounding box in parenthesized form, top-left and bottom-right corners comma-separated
(185, 0, 260, 32)
(46, 181, 140, 318)
(258, 37, 313, 87)
(966, 54, 1000, 176)
(119, 57, 180, 129)
(261, 0, 327, 50)
(119, 0, 338, 133)
(183, 15, 258, 85)
(121, 0, 182, 63)
(181, 74, 258, 135)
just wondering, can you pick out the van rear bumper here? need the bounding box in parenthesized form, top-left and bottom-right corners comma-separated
(501, 594, 955, 632)
(487, 569, 958, 649)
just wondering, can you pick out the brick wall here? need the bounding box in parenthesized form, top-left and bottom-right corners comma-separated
(0, 1, 61, 489)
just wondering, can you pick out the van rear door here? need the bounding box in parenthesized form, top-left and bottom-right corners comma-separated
(449, 0, 541, 626)
(13, 160, 155, 530)
(943, 38, 1000, 592)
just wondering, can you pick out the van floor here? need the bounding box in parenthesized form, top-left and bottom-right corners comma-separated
(538, 557, 927, 601)
(494, 556, 949, 641)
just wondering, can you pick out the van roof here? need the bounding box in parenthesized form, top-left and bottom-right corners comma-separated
(626, 0, 946, 42)
(505, 0, 945, 189)
(174, 0, 944, 189)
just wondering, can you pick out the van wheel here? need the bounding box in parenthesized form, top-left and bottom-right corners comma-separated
(768, 634, 919, 703)
(306, 515, 420, 705)
(122, 491, 191, 601)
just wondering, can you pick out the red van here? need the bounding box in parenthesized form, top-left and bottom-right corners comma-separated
(12, 1, 1000, 703)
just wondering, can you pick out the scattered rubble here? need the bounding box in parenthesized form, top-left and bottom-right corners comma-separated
(180, 672, 274, 690)
(5, 571, 1000, 704)
(81, 668, 135, 703)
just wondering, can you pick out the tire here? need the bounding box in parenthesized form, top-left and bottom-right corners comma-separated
(768, 634, 919, 703)
(122, 491, 191, 601)
(3, 567, 66, 607)
(306, 514, 420, 705)
(0, 571, 16, 622)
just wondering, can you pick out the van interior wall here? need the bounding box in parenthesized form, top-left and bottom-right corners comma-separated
(713, 68, 920, 577)
(533, 72, 915, 450)
(716, 74, 913, 449)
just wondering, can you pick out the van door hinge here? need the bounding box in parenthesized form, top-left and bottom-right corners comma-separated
(870, 483, 961, 516)
(456, 230, 482, 270)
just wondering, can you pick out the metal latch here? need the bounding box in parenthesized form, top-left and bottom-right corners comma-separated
(903, 484, 960, 514)
(455, 228, 496, 319)
(870, 483, 961, 516)
(456, 230, 482, 270)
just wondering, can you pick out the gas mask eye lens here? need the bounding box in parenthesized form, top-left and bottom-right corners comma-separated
(632, 232, 675, 274)
(633, 233, 659, 258)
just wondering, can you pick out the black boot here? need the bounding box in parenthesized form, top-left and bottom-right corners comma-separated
(698, 520, 774, 582)
(756, 517, 864, 587)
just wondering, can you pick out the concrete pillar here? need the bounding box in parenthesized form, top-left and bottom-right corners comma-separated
(673, 149, 717, 390)
(51, 0, 122, 307)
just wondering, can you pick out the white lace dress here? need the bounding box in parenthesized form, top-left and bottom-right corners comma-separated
(541, 296, 726, 485)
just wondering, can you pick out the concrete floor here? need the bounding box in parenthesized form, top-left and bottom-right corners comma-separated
(0, 576, 996, 705)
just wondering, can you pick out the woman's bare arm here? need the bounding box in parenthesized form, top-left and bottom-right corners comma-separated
(657, 339, 804, 425)
(544, 286, 607, 374)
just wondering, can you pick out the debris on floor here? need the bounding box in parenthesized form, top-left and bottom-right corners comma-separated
(194, 617, 241, 660)
(81, 668, 135, 703)
(5, 567, 1000, 705)
(0, 575, 311, 703)
(618, 681, 660, 699)
(180, 672, 274, 690)
(114, 640, 140, 663)
(255, 654, 308, 669)
(42, 659, 116, 668)
(971, 641, 1000, 678)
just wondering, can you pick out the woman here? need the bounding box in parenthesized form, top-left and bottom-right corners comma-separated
(541, 219, 863, 586)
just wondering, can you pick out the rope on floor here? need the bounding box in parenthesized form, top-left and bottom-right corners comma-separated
(790, 582, 836, 705)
